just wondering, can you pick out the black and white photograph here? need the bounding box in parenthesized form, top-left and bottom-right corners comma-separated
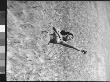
(7, 1, 110, 81)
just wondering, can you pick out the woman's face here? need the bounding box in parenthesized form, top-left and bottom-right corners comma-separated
(67, 34, 74, 41)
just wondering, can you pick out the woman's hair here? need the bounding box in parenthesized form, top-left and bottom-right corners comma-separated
(60, 30, 74, 41)
(60, 30, 68, 35)
(60, 30, 73, 36)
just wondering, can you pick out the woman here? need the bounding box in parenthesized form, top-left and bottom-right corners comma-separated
(48, 27, 87, 54)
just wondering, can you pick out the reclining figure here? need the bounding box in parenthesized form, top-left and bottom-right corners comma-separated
(48, 27, 87, 54)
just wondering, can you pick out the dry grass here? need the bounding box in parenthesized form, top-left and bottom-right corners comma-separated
(7, 1, 104, 81)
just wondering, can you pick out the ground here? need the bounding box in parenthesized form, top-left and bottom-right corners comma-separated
(7, 1, 110, 81)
